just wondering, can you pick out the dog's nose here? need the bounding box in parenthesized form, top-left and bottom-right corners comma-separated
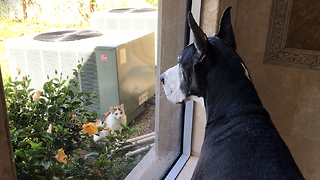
(160, 74, 165, 84)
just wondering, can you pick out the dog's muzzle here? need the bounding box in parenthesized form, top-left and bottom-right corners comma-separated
(160, 65, 187, 104)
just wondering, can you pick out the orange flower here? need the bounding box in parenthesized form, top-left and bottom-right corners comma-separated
(55, 148, 68, 164)
(82, 122, 98, 136)
(33, 90, 41, 101)
(72, 114, 77, 120)
(22, 76, 25, 82)
(16, 66, 21, 71)
(90, 169, 101, 177)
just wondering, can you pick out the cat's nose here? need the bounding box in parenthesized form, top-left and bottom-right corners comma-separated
(160, 74, 165, 85)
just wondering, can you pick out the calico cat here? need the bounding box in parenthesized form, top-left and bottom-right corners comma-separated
(93, 104, 127, 142)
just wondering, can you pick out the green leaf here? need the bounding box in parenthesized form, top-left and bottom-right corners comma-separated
(45, 135, 53, 141)
(46, 140, 53, 147)
(57, 98, 64, 104)
(27, 140, 41, 149)
(77, 158, 85, 166)
(25, 126, 33, 132)
(72, 70, 78, 76)
(122, 142, 132, 146)
(85, 152, 99, 158)
(39, 98, 46, 104)
(98, 126, 104, 131)
(27, 88, 35, 94)
(35, 142, 43, 149)
(68, 90, 74, 97)
(17, 162, 26, 168)
(21, 112, 31, 116)
(33, 161, 41, 166)
(44, 161, 51, 170)
(34, 122, 47, 131)
(14, 149, 26, 159)
(71, 101, 81, 106)
(18, 141, 29, 149)
(10, 127, 17, 134)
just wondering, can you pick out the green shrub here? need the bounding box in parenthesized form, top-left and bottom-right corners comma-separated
(5, 62, 140, 179)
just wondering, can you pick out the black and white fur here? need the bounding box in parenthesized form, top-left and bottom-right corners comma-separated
(160, 7, 304, 180)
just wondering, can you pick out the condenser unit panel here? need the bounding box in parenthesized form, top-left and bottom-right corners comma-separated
(94, 48, 120, 115)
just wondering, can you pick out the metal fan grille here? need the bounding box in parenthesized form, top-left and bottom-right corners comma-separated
(33, 30, 103, 42)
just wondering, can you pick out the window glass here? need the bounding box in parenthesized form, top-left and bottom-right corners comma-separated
(1, 0, 157, 179)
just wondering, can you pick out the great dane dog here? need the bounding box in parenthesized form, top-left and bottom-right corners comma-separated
(160, 7, 305, 180)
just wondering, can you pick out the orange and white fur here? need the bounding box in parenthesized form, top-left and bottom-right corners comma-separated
(93, 104, 127, 142)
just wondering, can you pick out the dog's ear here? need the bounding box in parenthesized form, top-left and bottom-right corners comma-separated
(217, 6, 236, 51)
(188, 12, 208, 60)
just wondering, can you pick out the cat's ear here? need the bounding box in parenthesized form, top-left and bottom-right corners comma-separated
(109, 107, 114, 113)
(104, 112, 110, 116)
(120, 103, 124, 109)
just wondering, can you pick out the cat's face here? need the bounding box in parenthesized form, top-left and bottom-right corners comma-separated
(109, 104, 125, 120)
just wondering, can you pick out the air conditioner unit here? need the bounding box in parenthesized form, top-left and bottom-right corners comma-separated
(90, 7, 157, 33)
(90, 7, 158, 64)
(6, 30, 155, 123)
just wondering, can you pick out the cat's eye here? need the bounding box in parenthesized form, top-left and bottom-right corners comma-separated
(115, 113, 118, 115)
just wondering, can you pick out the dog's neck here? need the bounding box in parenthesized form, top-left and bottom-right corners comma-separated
(202, 53, 265, 130)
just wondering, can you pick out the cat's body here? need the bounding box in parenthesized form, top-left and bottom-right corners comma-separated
(106, 104, 127, 134)
(93, 104, 127, 142)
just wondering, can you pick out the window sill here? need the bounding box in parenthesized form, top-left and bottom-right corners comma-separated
(126, 148, 199, 180)
(125, 147, 180, 180)
(176, 156, 199, 180)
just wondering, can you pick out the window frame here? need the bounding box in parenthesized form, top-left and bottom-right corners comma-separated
(125, 0, 202, 179)
(164, 1, 202, 178)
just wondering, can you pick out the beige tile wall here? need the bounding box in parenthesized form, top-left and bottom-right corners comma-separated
(192, 0, 320, 179)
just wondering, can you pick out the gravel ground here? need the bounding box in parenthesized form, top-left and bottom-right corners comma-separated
(129, 96, 155, 138)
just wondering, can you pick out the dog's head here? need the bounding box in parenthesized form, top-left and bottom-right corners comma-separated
(160, 7, 246, 104)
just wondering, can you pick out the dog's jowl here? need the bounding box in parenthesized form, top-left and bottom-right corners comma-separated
(161, 7, 304, 179)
